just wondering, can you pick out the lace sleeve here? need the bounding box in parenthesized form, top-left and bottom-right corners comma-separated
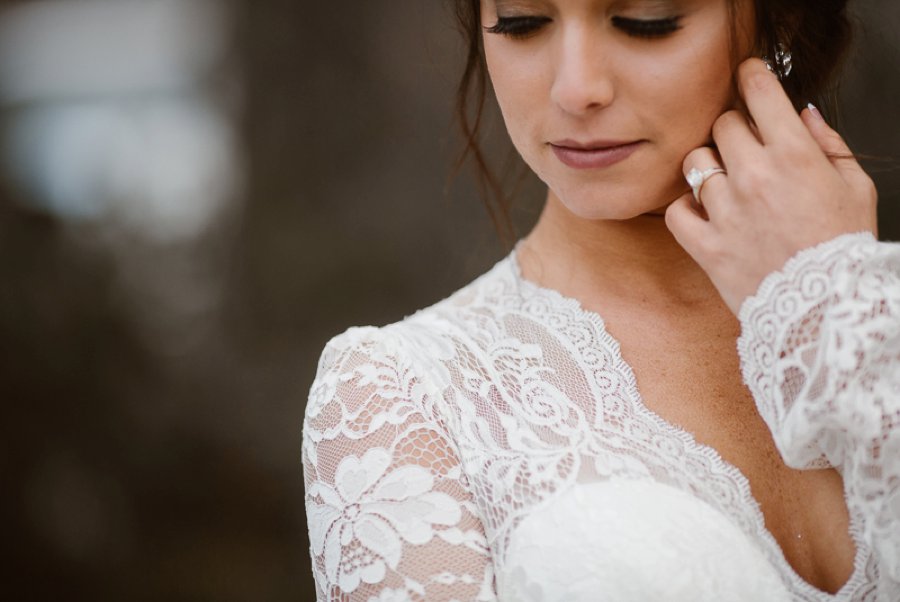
(736, 231, 900, 589)
(302, 326, 497, 601)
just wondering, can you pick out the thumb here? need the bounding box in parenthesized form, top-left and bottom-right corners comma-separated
(801, 104, 865, 180)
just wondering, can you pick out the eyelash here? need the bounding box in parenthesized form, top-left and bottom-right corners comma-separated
(483, 15, 683, 40)
(484, 16, 552, 39)
(612, 16, 683, 38)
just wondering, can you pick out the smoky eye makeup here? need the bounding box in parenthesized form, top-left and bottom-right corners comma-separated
(484, 15, 684, 40)
(611, 15, 683, 38)
(484, 15, 552, 39)
(484, 0, 686, 41)
(483, 0, 552, 38)
(610, 0, 685, 36)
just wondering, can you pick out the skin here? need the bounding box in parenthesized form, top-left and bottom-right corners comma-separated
(480, 0, 876, 591)
(482, 0, 748, 313)
(669, 61, 879, 314)
(480, 0, 877, 316)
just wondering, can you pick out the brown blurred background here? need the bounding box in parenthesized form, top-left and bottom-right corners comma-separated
(1, 1, 898, 600)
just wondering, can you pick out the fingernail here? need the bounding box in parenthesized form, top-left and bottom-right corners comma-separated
(807, 102, 824, 121)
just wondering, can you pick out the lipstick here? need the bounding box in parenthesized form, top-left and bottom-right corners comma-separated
(550, 140, 643, 170)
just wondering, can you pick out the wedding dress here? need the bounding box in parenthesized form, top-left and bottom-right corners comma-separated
(302, 231, 900, 601)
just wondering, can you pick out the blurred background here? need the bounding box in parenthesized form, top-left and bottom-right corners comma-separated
(1, 1, 898, 600)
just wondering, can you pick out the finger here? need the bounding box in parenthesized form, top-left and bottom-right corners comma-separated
(737, 59, 811, 146)
(665, 192, 718, 261)
(683, 147, 729, 217)
(711, 110, 762, 170)
(800, 104, 866, 180)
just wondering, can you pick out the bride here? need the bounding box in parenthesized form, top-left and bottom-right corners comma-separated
(302, 0, 898, 600)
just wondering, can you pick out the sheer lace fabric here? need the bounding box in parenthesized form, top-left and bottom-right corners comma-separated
(737, 232, 900, 598)
(303, 231, 899, 601)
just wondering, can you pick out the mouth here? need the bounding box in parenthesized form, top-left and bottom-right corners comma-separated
(550, 139, 638, 150)
(548, 139, 644, 170)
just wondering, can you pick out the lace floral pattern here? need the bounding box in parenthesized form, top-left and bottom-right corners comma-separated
(303, 327, 496, 601)
(306, 446, 464, 591)
(738, 231, 900, 598)
(303, 233, 899, 601)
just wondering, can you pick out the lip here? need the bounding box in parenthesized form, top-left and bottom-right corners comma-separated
(550, 140, 644, 170)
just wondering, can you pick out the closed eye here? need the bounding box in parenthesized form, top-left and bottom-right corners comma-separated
(483, 16, 552, 40)
(484, 15, 683, 41)
(612, 16, 683, 39)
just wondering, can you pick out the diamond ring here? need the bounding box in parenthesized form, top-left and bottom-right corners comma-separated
(686, 167, 727, 207)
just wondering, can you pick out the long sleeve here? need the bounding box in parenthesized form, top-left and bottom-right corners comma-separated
(302, 326, 497, 602)
(736, 231, 900, 596)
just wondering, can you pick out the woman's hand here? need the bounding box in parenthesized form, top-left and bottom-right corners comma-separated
(665, 58, 879, 317)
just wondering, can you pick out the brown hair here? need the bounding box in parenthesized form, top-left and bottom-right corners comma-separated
(448, 0, 855, 249)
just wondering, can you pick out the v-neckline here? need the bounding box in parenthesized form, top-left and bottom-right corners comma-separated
(505, 241, 872, 600)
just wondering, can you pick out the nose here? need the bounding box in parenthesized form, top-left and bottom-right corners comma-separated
(549, 25, 615, 116)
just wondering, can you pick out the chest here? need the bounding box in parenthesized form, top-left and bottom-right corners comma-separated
(606, 315, 858, 595)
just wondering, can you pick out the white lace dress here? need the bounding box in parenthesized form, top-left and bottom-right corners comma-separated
(302, 231, 900, 602)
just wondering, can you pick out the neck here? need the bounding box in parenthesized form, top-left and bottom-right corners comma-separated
(519, 189, 724, 312)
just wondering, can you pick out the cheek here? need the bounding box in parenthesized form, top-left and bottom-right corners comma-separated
(486, 47, 547, 158)
(659, 71, 733, 150)
(643, 42, 737, 151)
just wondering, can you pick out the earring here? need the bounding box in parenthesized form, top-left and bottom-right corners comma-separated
(763, 42, 793, 80)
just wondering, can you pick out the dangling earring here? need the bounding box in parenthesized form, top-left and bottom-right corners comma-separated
(763, 42, 793, 80)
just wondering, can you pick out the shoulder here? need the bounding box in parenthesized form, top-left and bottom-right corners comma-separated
(307, 324, 426, 416)
(315, 324, 412, 372)
(306, 250, 528, 433)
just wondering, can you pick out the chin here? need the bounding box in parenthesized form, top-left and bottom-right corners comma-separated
(550, 184, 664, 221)
(558, 168, 690, 219)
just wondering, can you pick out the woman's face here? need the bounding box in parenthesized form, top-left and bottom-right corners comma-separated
(481, 0, 755, 218)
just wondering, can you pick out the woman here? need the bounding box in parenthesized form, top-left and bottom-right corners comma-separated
(302, 0, 898, 599)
